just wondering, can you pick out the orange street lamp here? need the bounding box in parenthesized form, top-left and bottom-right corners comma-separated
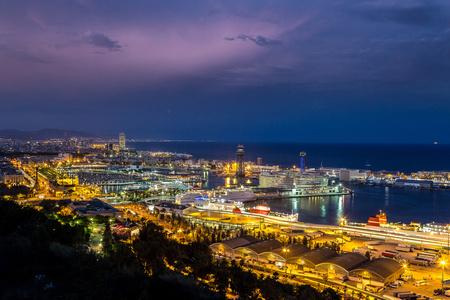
(441, 260, 447, 291)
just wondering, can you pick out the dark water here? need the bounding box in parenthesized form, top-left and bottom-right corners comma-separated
(129, 142, 450, 225)
(264, 184, 450, 225)
(129, 142, 450, 173)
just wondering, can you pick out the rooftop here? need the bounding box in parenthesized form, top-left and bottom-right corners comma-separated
(350, 258, 403, 279)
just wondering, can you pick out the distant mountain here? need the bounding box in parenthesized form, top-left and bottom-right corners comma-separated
(0, 129, 108, 140)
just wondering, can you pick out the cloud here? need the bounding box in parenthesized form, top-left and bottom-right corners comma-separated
(226, 34, 282, 47)
(355, 2, 446, 27)
(0, 44, 49, 63)
(84, 31, 121, 51)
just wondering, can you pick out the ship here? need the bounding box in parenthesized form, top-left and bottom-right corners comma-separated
(194, 198, 244, 212)
(366, 211, 388, 227)
(175, 187, 256, 205)
(194, 199, 298, 222)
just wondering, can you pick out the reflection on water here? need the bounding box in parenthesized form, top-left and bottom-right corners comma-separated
(102, 176, 450, 226)
(262, 184, 450, 225)
(261, 195, 349, 225)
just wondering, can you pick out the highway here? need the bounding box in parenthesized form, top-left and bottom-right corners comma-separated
(189, 208, 450, 249)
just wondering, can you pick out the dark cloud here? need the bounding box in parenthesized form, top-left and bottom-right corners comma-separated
(84, 32, 121, 51)
(356, 2, 446, 27)
(0, 44, 48, 63)
(227, 34, 282, 47)
(0, 0, 450, 142)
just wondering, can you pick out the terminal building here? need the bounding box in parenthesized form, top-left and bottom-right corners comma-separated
(394, 179, 433, 189)
(259, 170, 347, 196)
(339, 169, 369, 182)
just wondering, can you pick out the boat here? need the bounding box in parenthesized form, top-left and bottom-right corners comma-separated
(175, 187, 256, 205)
(244, 204, 298, 222)
(175, 191, 208, 205)
(212, 188, 256, 202)
(249, 204, 271, 215)
(194, 199, 298, 222)
(194, 198, 244, 212)
(366, 211, 388, 227)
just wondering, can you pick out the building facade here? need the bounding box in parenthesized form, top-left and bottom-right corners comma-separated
(119, 132, 126, 151)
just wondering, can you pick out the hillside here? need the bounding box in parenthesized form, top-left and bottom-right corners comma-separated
(0, 129, 107, 140)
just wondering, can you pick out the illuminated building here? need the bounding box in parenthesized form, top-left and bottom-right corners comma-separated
(236, 144, 245, 186)
(119, 132, 126, 151)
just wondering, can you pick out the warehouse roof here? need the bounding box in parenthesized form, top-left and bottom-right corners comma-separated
(317, 252, 368, 271)
(298, 248, 338, 266)
(349, 258, 403, 279)
(212, 235, 259, 250)
(241, 239, 283, 255)
(270, 243, 310, 259)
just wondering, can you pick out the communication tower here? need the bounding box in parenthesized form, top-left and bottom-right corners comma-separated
(300, 152, 306, 173)
(236, 144, 245, 186)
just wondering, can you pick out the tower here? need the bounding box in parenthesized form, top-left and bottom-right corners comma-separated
(300, 152, 306, 173)
(119, 132, 126, 151)
(236, 143, 245, 186)
(257, 157, 263, 166)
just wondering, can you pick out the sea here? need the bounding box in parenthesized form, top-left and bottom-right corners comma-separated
(129, 142, 450, 226)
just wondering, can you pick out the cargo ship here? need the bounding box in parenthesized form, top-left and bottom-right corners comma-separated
(366, 211, 388, 227)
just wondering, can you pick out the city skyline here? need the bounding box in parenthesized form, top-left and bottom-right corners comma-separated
(0, 1, 449, 143)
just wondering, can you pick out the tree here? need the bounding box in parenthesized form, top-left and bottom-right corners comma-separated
(322, 287, 340, 300)
(102, 223, 113, 256)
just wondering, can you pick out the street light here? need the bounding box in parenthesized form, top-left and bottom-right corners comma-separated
(340, 217, 346, 252)
(283, 248, 290, 276)
(441, 260, 446, 292)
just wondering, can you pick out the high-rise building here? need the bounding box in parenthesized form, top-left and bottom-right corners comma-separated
(236, 144, 245, 186)
(119, 132, 126, 151)
(257, 157, 263, 166)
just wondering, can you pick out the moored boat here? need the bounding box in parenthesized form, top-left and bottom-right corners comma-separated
(194, 199, 298, 222)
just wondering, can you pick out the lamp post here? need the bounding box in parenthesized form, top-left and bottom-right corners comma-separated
(283, 248, 290, 276)
(340, 217, 346, 252)
(441, 260, 446, 291)
(403, 264, 408, 280)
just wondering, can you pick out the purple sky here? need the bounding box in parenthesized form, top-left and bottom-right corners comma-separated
(0, 0, 449, 143)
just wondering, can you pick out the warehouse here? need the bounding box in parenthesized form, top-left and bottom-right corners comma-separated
(315, 252, 368, 280)
(210, 235, 259, 258)
(348, 258, 404, 286)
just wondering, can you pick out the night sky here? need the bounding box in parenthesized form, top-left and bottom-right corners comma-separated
(0, 1, 449, 143)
